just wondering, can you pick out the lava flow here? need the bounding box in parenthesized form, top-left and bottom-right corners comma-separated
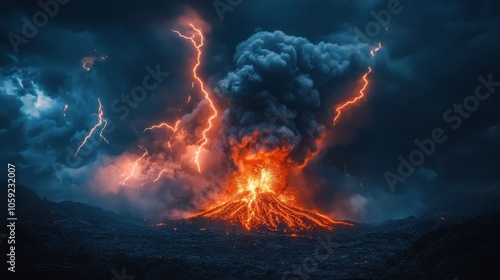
(193, 152, 352, 232)
(333, 43, 382, 125)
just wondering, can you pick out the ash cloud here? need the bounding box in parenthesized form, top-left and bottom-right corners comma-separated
(218, 30, 370, 165)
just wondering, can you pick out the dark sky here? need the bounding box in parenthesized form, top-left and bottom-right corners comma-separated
(1, 0, 499, 222)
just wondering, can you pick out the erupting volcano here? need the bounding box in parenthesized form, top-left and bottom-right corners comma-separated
(193, 158, 352, 232)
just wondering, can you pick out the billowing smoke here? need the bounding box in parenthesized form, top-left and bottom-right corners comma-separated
(218, 31, 369, 166)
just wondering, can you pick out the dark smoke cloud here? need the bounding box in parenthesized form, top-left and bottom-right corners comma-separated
(218, 31, 370, 164)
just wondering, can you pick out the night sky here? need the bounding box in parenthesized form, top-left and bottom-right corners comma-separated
(1, 0, 499, 223)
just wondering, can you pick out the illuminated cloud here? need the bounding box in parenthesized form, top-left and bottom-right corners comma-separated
(20, 87, 57, 118)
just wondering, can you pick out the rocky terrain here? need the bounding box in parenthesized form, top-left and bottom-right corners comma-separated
(2, 185, 499, 279)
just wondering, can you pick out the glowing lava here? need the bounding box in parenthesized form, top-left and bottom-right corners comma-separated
(172, 24, 218, 173)
(193, 157, 352, 232)
(333, 43, 382, 125)
(74, 98, 108, 157)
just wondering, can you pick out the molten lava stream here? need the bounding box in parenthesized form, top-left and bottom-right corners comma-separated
(192, 161, 352, 232)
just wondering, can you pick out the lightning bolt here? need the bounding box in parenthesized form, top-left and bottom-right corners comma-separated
(63, 104, 68, 117)
(121, 148, 148, 186)
(143, 120, 181, 133)
(172, 24, 218, 173)
(153, 168, 167, 182)
(167, 140, 173, 153)
(333, 67, 372, 125)
(74, 98, 109, 157)
(333, 43, 382, 125)
(370, 42, 382, 57)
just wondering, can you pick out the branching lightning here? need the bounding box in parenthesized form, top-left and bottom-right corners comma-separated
(74, 98, 109, 157)
(333, 43, 382, 125)
(172, 24, 218, 173)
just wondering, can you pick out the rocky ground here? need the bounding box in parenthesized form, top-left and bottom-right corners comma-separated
(2, 185, 499, 280)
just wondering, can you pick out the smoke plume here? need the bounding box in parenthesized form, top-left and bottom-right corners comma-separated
(218, 31, 369, 166)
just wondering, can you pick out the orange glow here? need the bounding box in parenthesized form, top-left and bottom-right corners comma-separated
(121, 148, 148, 186)
(296, 150, 319, 169)
(193, 151, 352, 232)
(74, 98, 108, 157)
(82, 54, 107, 71)
(172, 24, 218, 173)
(333, 43, 382, 125)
